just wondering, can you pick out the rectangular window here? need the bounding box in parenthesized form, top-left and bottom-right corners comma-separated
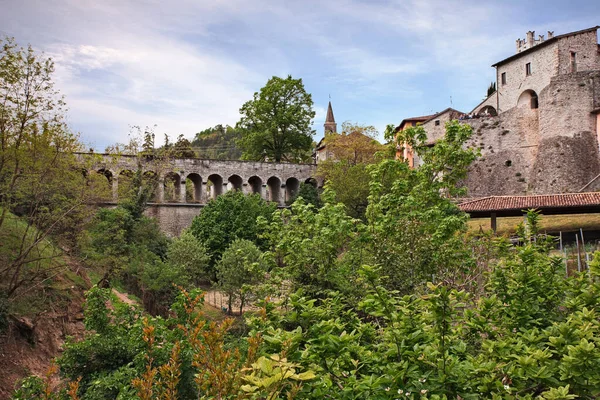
(571, 52, 577, 72)
(525, 62, 531, 76)
(411, 121, 417, 127)
(501, 72, 507, 85)
(434, 120, 440, 126)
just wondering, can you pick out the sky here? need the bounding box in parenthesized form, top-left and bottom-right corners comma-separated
(1, 0, 598, 150)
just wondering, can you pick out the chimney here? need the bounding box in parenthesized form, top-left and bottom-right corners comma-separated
(538, 34, 544, 42)
(526, 31, 535, 47)
(547, 31, 554, 39)
(516, 39, 521, 52)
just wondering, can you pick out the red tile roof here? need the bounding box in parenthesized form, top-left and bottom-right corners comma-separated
(459, 192, 600, 213)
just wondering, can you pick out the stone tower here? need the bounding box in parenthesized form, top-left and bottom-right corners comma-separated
(324, 101, 337, 134)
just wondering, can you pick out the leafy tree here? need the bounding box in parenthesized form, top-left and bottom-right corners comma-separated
(317, 123, 388, 219)
(189, 191, 276, 272)
(265, 190, 363, 298)
(192, 124, 243, 160)
(171, 134, 196, 158)
(364, 120, 478, 293)
(237, 75, 315, 162)
(320, 122, 385, 164)
(166, 230, 211, 286)
(217, 239, 265, 314)
(0, 37, 102, 298)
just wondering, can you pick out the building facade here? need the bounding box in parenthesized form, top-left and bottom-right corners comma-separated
(399, 26, 600, 197)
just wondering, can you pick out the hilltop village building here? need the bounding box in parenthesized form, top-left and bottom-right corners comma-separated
(397, 26, 600, 197)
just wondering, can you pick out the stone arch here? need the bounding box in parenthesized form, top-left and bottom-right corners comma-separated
(228, 174, 243, 191)
(97, 168, 113, 183)
(285, 177, 300, 203)
(143, 171, 159, 202)
(266, 176, 281, 203)
(248, 176, 263, 196)
(185, 173, 202, 203)
(207, 174, 223, 200)
(478, 105, 497, 116)
(163, 172, 182, 202)
(117, 169, 134, 199)
(304, 177, 318, 187)
(517, 89, 538, 109)
(93, 168, 113, 200)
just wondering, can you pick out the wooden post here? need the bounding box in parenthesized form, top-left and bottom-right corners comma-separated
(576, 234, 582, 273)
(580, 228, 589, 269)
(490, 212, 497, 233)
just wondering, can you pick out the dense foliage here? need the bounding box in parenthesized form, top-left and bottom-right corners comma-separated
(237, 75, 315, 162)
(317, 123, 389, 219)
(0, 37, 104, 301)
(189, 190, 276, 273)
(191, 124, 243, 160)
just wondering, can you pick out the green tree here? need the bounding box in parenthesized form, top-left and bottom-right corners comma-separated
(487, 81, 496, 97)
(0, 37, 102, 298)
(364, 120, 479, 292)
(237, 75, 315, 162)
(189, 191, 276, 273)
(192, 124, 243, 160)
(317, 123, 388, 219)
(217, 239, 265, 314)
(166, 230, 211, 286)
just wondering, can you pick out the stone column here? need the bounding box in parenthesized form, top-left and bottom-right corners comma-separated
(261, 184, 267, 201)
(157, 176, 165, 203)
(202, 181, 209, 203)
(111, 177, 118, 202)
(179, 174, 187, 203)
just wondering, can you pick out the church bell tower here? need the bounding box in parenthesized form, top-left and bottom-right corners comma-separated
(324, 101, 337, 134)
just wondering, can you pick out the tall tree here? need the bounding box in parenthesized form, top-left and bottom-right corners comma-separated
(236, 75, 315, 162)
(0, 37, 102, 297)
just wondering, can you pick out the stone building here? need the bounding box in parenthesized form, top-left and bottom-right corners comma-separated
(398, 26, 600, 196)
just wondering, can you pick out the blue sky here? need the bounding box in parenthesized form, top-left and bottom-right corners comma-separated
(1, 0, 598, 150)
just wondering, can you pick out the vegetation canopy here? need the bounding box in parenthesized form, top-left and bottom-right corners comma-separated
(237, 75, 315, 163)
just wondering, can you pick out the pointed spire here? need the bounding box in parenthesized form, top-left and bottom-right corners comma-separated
(324, 101, 337, 134)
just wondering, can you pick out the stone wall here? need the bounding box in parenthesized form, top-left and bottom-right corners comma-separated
(144, 204, 204, 237)
(556, 30, 600, 75)
(461, 70, 600, 196)
(496, 41, 558, 113)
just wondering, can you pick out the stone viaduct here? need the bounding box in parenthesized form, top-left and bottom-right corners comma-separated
(77, 153, 318, 235)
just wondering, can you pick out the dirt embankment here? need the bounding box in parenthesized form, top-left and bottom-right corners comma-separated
(0, 258, 90, 399)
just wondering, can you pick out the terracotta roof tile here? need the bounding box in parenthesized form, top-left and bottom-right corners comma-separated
(458, 192, 600, 212)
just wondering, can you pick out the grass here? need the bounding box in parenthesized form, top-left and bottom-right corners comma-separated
(467, 213, 600, 236)
(0, 210, 86, 317)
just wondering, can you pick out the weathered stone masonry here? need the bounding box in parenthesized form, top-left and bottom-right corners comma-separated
(79, 154, 318, 236)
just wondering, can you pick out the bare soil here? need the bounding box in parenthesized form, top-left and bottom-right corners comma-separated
(0, 258, 90, 399)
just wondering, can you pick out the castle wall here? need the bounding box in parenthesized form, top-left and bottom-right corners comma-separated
(556, 30, 600, 75)
(496, 42, 558, 113)
(461, 71, 600, 196)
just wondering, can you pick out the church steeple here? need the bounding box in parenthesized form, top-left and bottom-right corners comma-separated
(324, 101, 337, 134)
